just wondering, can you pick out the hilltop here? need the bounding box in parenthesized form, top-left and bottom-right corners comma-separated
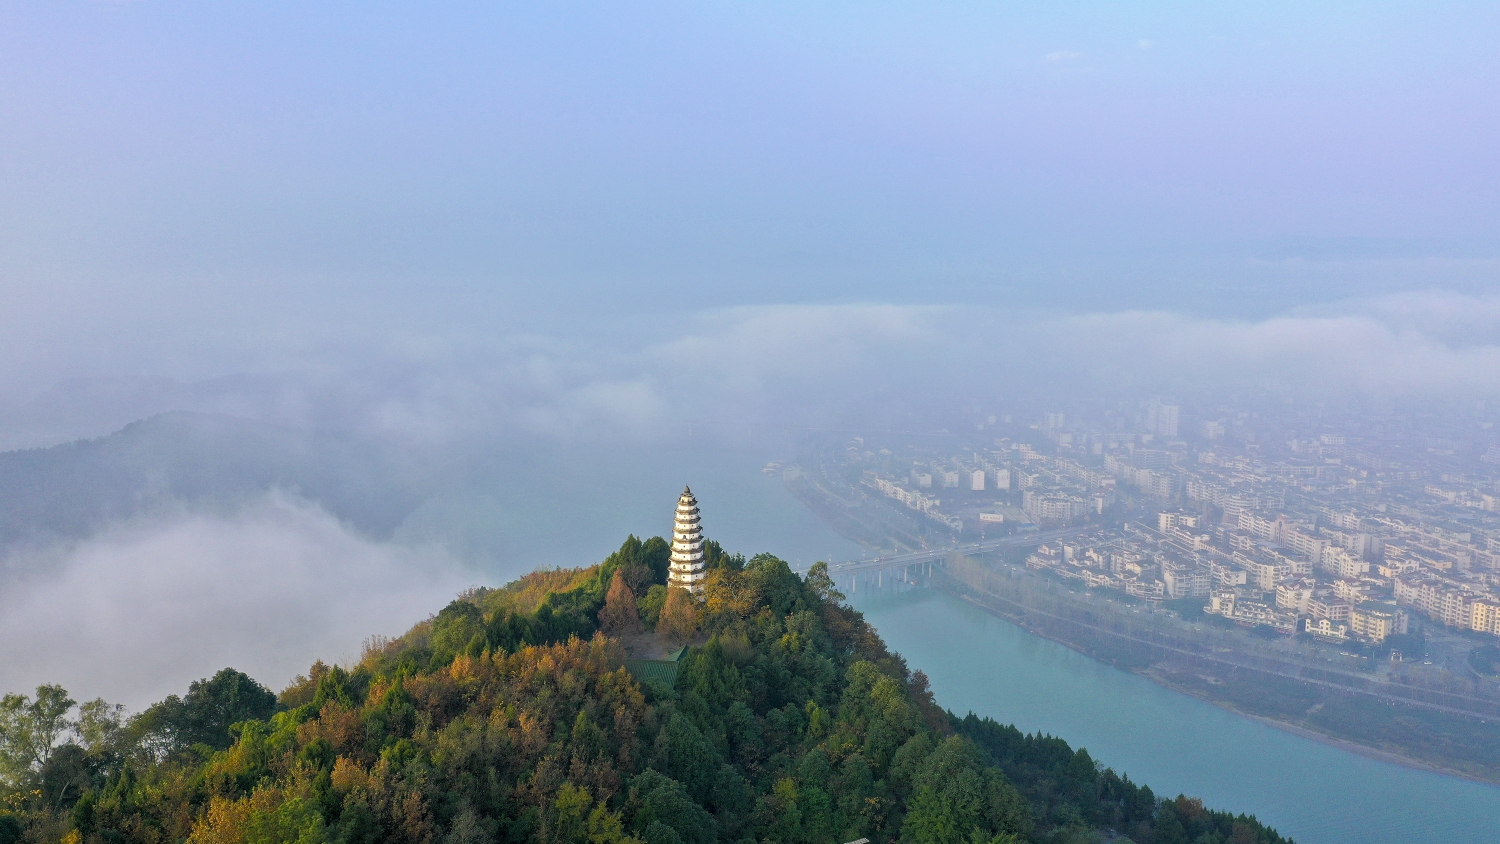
(0, 536, 1290, 844)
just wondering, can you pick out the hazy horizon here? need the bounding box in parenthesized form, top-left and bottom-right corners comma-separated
(4, 3, 1500, 452)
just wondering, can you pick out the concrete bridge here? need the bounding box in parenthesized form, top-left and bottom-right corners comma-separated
(793, 526, 1090, 593)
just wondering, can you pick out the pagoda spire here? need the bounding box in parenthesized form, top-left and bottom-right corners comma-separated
(668, 486, 706, 591)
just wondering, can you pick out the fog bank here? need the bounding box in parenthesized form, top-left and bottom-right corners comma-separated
(7, 293, 1500, 451)
(0, 494, 473, 710)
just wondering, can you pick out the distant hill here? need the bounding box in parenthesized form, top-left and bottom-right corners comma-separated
(0, 412, 426, 546)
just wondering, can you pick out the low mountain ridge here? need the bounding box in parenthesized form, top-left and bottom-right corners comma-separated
(0, 412, 424, 547)
(0, 537, 1291, 844)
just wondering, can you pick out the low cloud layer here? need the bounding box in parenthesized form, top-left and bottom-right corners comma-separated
(7, 292, 1500, 450)
(4, 291, 1498, 708)
(1048, 296, 1500, 399)
(0, 494, 475, 710)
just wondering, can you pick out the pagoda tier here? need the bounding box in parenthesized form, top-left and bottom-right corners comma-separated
(668, 485, 706, 591)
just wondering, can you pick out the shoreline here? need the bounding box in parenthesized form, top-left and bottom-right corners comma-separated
(1139, 665, 1500, 787)
(943, 588, 1500, 788)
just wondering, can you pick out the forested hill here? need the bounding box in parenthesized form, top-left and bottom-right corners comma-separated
(0, 536, 1291, 844)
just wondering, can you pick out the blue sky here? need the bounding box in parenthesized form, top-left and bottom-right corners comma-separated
(2, 2, 1498, 443)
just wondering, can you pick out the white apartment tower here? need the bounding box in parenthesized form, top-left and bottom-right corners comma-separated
(1147, 398, 1180, 438)
(668, 486, 706, 591)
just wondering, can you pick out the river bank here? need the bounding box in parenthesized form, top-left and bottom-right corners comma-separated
(936, 563, 1500, 784)
(853, 588, 1500, 844)
(1206, 688, 1496, 784)
(947, 582, 1497, 784)
(1139, 661, 1500, 786)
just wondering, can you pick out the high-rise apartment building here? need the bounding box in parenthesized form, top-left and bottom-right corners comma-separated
(1147, 398, 1180, 438)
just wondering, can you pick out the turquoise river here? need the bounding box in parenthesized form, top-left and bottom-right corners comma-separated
(852, 589, 1500, 844)
(464, 444, 1500, 844)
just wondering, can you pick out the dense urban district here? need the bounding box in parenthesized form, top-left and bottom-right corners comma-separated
(784, 398, 1500, 781)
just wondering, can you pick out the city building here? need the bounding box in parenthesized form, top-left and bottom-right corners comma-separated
(1276, 580, 1315, 614)
(1306, 617, 1350, 641)
(1473, 600, 1500, 636)
(1349, 606, 1397, 643)
(1022, 489, 1089, 522)
(1147, 398, 1180, 438)
(819, 397, 1500, 641)
(1163, 564, 1211, 598)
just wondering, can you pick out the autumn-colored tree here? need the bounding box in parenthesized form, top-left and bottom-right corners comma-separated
(701, 568, 757, 619)
(599, 570, 643, 637)
(186, 787, 326, 844)
(656, 586, 699, 644)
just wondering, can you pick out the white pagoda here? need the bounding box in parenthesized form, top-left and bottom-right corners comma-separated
(668, 486, 706, 591)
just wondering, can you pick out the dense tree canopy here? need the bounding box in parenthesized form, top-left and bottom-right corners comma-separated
(135, 670, 278, 755)
(0, 537, 1291, 844)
